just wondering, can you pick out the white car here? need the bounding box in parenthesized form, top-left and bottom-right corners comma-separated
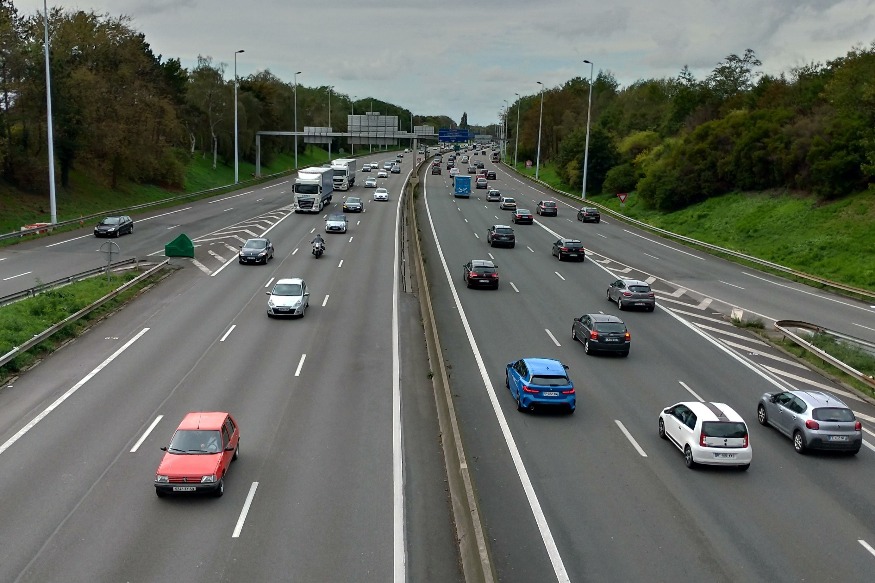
(266, 278, 309, 318)
(658, 401, 752, 470)
(383, 161, 394, 170)
(449, 167, 460, 177)
(374, 188, 389, 201)
(499, 197, 517, 210)
(325, 213, 348, 234)
(361, 164, 371, 172)
(377, 169, 388, 178)
(365, 177, 377, 188)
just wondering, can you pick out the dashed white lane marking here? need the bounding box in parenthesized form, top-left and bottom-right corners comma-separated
(527, 246, 534, 253)
(223, 208, 234, 212)
(130, 415, 163, 453)
(232, 482, 259, 538)
(720, 281, 745, 289)
(264, 278, 275, 288)
(349, 236, 354, 243)
(615, 420, 648, 457)
(555, 272, 565, 281)
(292, 248, 298, 255)
(474, 233, 480, 239)
(644, 253, 660, 260)
(338, 260, 344, 268)
(510, 282, 520, 293)
(2, 271, 31, 281)
(45, 234, 91, 247)
(219, 325, 236, 342)
(191, 258, 212, 274)
(545, 329, 561, 347)
(678, 381, 704, 402)
(322, 295, 329, 307)
(294, 354, 306, 377)
(859, 539, 875, 558)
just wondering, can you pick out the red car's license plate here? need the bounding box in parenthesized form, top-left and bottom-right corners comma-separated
(173, 486, 197, 492)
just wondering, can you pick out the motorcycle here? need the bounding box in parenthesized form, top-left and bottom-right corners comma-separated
(312, 241, 325, 258)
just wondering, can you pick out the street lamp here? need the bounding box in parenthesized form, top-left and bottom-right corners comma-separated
(514, 92, 520, 168)
(535, 81, 544, 180)
(42, 0, 57, 223)
(582, 59, 594, 201)
(328, 85, 333, 162)
(233, 49, 244, 184)
(294, 71, 302, 169)
(351, 95, 356, 156)
(503, 99, 509, 161)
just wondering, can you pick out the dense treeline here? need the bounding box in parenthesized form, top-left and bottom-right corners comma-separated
(3, 2, 874, 209)
(0, 3, 450, 194)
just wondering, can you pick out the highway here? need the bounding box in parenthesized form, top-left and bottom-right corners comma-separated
(0, 151, 460, 583)
(416, 150, 875, 581)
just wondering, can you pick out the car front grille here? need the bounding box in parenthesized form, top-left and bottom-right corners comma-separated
(168, 475, 202, 484)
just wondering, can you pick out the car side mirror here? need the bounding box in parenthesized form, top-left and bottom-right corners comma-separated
(225, 445, 235, 451)
(304, 292, 310, 297)
(663, 408, 671, 414)
(265, 291, 270, 295)
(573, 318, 579, 322)
(769, 395, 778, 403)
(160, 446, 167, 452)
(563, 364, 569, 370)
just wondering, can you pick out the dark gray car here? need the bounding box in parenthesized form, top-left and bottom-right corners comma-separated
(607, 278, 655, 311)
(757, 390, 862, 454)
(486, 225, 515, 248)
(238, 237, 274, 264)
(572, 313, 630, 356)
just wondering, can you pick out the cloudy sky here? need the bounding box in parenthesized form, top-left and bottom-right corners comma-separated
(19, 0, 875, 125)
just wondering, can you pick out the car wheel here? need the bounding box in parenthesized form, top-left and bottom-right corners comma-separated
(156, 488, 167, 498)
(129, 224, 134, 234)
(595, 219, 600, 223)
(793, 431, 806, 454)
(849, 446, 861, 455)
(684, 446, 697, 468)
(493, 282, 499, 290)
(617, 297, 624, 310)
(607, 290, 612, 302)
(509, 243, 515, 248)
(571, 327, 578, 341)
(516, 392, 525, 412)
(114, 230, 120, 238)
(584, 339, 592, 355)
(488, 239, 493, 247)
(620, 351, 629, 357)
(658, 418, 666, 439)
(557, 253, 563, 261)
(738, 464, 750, 471)
(232, 443, 239, 461)
(757, 404, 768, 426)
(214, 478, 225, 497)
(568, 406, 575, 415)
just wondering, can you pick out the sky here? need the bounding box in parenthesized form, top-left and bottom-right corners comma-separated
(18, 0, 875, 126)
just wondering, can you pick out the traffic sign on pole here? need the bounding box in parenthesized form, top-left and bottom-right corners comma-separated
(617, 192, 628, 204)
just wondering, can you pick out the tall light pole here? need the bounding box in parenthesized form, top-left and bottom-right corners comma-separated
(328, 85, 333, 162)
(514, 92, 520, 168)
(582, 59, 594, 201)
(535, 81, 544, 180)
(233, 49, 244, 184)
(42, 0, 57, 223)
(294, 71, 302, 169)
(503, 99, 509, 161)
(350, 95, 356, 156)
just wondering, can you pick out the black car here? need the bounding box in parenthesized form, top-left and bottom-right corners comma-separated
(486, 225, 515, 248)
(390, 165, 401, 174)
(512, 209, 534, 224)
(552, 238, 585, 261)
(94, 215, 133, 237)
(239, 237, 274, 264)
(571, 313, 630, 356)
(462, 259, 499, 289)
(468, 165, 477, 174)
(486, 170, 496, 180)
(536, 200, 558, 216)
(431, 165, 442, 175)
(577, 207, 601, 223)
(343, 197, 364, 212)
(475, 161, 485, 169)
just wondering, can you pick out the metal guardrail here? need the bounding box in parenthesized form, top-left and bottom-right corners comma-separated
(0, 260, 169, 369)
(0, 258, 138, 307)
(774, 320, 875, 391)
(501, 164, 875, 301)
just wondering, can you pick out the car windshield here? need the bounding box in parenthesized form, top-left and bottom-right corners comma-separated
(168, 430, 223, 453)
(542, 202, 556, 207)
(595, 322, 626, 333)
(812, 407, 855, 422)
(327, 214, 345, 222)
(531, 375, 570, 387)
(563, 241, 582, 248)
(243, 240, 266, 249)
(584, 208, 599, 213)
(629, 285, 651, 293)
(101, 217, 121, 225)
(272, 283, 302, 296)
(495, 228, 514, 234)
(517, 210, 531, 214)
(504, 198, 516, 203)
(702, 421, 747, 438)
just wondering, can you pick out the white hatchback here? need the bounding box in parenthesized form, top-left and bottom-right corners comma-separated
(658, 401, 752, 470)
(266, 278, 309, 318)
(374, 188, 389, 201)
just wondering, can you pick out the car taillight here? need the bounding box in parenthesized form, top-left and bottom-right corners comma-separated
(470, 272, 479, 278)
(624, 332, 631, 341)
(560, 247, 568, 252)
(743, 434, 749, 448)
(490, 273, 498, 278)
(561, 388, 575, 394)
(700, 431, 707, 446)
(622, 291, 632, 297)
(855, 421, 862, 431)
(589, 330, 598, 340)
(648, 292, 655, 298)
(805, 419, 820, 430)
(523, 385, 539, 393)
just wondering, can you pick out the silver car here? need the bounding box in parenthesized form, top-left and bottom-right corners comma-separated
(607, 278, 655, 311)
(365, 177, 377, 188)
(266, 278, 309, 318)
(757, 390, 862, 454)
(325, 213, 348, 233)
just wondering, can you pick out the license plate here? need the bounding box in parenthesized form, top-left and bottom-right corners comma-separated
(543, 392, 559, 397)
(829, 435, 849, 441)
(567, 253, 577, 256)
(605, 338, 619, 342)
(713, 453, 736, 459)
(172, 486, 197, 492)
(480, 280, 490, 283)
(635, 302, 645, 306)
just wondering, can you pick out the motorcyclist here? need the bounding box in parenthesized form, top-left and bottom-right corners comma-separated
(311, 234, 325, 254)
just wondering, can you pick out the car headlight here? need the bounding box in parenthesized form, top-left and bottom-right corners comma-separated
(268, 299, 276, 308)
(291, 300, 300, 308)
(201, 475, 216, 483)
(257, 251, 266, 257)
(108, 227, 117, 231)
(155, 475, 169, 483)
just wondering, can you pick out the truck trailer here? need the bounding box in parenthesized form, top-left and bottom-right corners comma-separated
(330, 158, 357, 191)
(293, 167, 334, 213)
(453, 175, 471, 197)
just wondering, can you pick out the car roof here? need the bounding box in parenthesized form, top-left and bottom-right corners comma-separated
(516, 209, 531, 213)
(788, 390, 849, 408)
(521, 358, 568, 375)
(276, 277, 304, 286)
(491, 224, 513, 229)
(244, 237, 268, 244)
(559, 238, 581, 244)
(676, 401, 745, 423)
(470, 259, 495, 267)
(177, 411, 229, 431)
(618, 278, 649, 286)
(585, 313, 624, 323)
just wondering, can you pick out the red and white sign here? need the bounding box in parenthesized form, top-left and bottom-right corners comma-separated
(526, 160, 533, 168)
(616, 192, 628, 204)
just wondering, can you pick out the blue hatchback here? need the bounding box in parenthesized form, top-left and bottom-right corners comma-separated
(505, 358, 575, 414)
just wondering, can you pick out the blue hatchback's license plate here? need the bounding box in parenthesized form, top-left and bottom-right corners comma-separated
(543, 392, 559, 397)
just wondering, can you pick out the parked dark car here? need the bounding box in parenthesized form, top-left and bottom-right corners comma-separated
(94, 215, 133, 237)
(462, 259, 499, 289)
(577, 207, 601, 223)
(552, 238, 584, 261)
(571, 313, 630, 356)
(486, 225, 515, 248)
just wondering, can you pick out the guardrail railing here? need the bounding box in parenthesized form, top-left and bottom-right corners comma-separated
(0, 258, 139, 307)
(502, 163, 875, 301)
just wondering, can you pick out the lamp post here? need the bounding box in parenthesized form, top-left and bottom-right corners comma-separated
(233, 49, 244, 184)
(42, 0, 57, 223)
(350, 95, 356, 156)
(535, 81, 544, 180)
(328, 85, 333, 162)
(503, 99, 508, 161)
(582, 59, 594, 201)
(514, 92, 520, 168)
(294, 71, 302, 169)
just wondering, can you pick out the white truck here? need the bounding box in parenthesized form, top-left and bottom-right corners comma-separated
(293, 167, 334, 213)
(330, 158, 357, 191)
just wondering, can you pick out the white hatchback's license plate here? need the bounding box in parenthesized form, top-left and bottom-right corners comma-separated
(714, 453, 736, 459)
(173, 486, 197, 492)
(829, 435, 849, 441)
(543, 392, 559, 397)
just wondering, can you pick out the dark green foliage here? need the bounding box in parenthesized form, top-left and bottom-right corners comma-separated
(602, 163, 639, 195)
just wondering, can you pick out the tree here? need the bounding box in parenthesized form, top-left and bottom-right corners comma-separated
(187, 55, 226, 169)
(707, 49, 762, 101)
(460, 112, 468, 129)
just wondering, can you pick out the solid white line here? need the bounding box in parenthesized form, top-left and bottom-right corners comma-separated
(294, 354, 306, 377)
(678, 381, 704, 402)
(2, 271, 31, 281)
(264, 277, 275, 288)
(130, 415, 163, 453)
(391, 179, 406, 582)
(0, 328, 149, 457)
(338, 260, 344, 268)
(859, 539, 875, 558)
(510, 282, 519, 293)
(423, 172, 569, 582)
(45, 234, 91, 247)
(615, 420, 648, 457)
(232, 482, 259, 538)
(743, 271, 869, 312)
(720, 281, 745, 289)
(322, 294, 329, 307)
(555, 272, 565, 281)
(623, 230, 706, 260)
(219, 325, 236, 342)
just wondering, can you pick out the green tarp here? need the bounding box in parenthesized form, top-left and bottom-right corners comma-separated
(165, 233, 194, 258)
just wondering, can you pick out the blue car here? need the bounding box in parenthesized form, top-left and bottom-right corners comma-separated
(505, 358, 575, 414)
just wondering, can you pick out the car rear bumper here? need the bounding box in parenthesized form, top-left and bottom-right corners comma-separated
(520, 394, 576, 411)
(558, 252, 584, 261)
(804, 434, 862, 451)
(591, 340, 630, 352)
(691, 446, 752, 466)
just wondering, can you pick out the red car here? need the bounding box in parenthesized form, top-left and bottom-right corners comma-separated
(512, 209, 534, 224)
(154, 412, 240, 498)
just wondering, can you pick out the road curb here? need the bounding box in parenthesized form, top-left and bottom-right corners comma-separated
(406, 160, 496, 583)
